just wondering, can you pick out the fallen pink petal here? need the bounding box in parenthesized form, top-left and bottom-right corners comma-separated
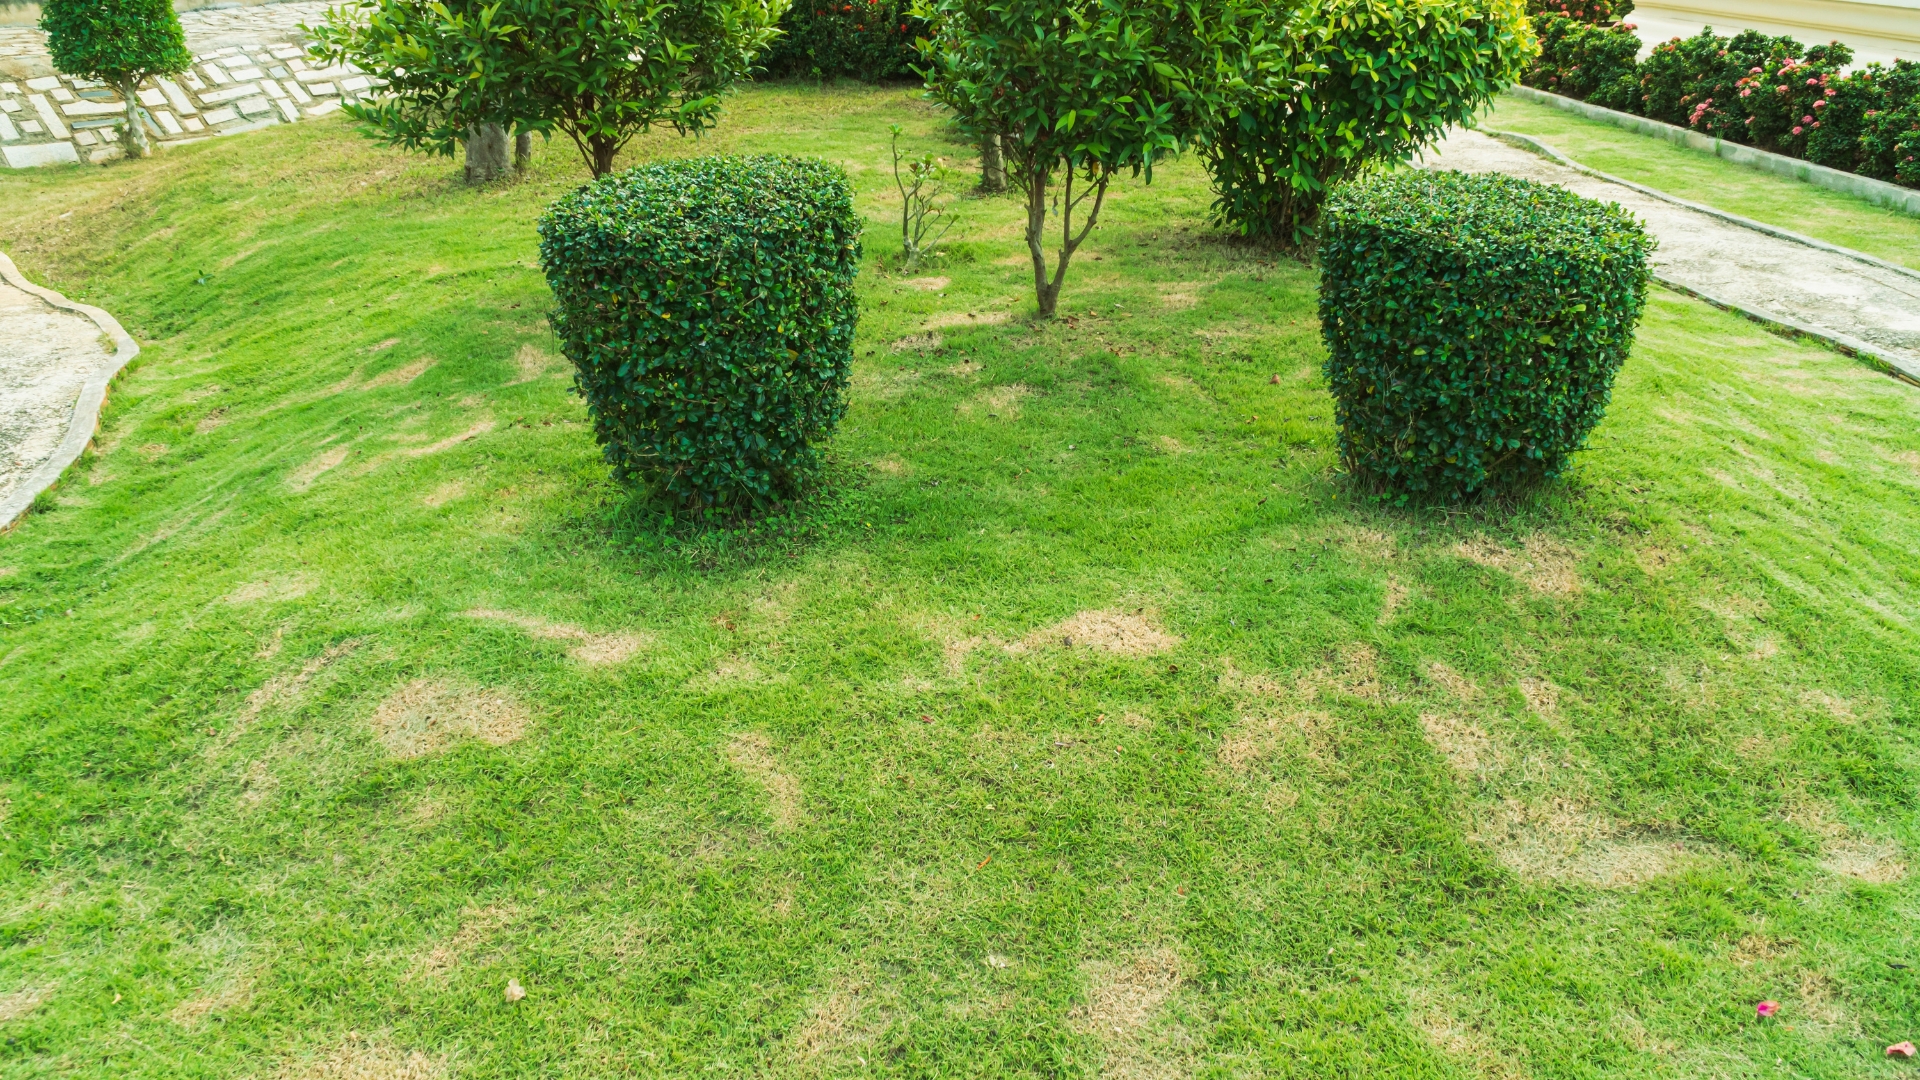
(1889, 1042, 1917, 1058)
(1756, 1001, 1780, 1018)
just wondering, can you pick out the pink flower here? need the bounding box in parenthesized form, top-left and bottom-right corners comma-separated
(1792, 126, 1804, 135)
(1813, 100, 1826, 108)
(1807, 77, 1818, 85)
(1740, 89, 1752, 97)
(1757, 1001, 1780, 1018)
(1802, 115, 1814, 123)
(1750, 66, 1763, 74)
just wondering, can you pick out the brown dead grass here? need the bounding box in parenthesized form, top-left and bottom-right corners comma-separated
(1407, 987, 1530, 1080)
(422, 480, 466, 508)
(369, 678, 531, 760)
(362, 356, 436, 389)
(1518, 677, 1559, 719)
(1454, 535, 1582, 597)
(726, 731, 807, 830)
(1156, 435, 1188, 454)
(1070, 947, 1187, 1078)
(901, 276, 949, 291)
(0, 986, 46, 1022)
(961, 383, 1033, 420)
(170, 975, 253, 1027)
(462, 608, 647, 665)
(1426, 662, 1479, 702)
(405, 419, 494, 458)
(1420, 713, 1498, 779)
(1013, 609, 1180, 656)
(1473, 799, 1684, 888)
(870, 455, 911, 477)
(1378, 576, 1407, 625)
(224, 575, 315, 605)
(510, 343, 561, 384)
(276, 1038, 444, 1080)
(1820, 839, 1908, 883)
(195, 407, 229, 435)
(410, 906, 518, 981)
(789, 978, 879, 1063)
(927, 310, 1011, 329)
(1219, 709, 1335, 771)
(288, 446, 350, 491)
(222, 640, 359, 751)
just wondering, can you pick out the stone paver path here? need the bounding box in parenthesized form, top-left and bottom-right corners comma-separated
(0, 271, 111, 519)
(2, 1, 368, 168)
(1428, 127, 1920, 382)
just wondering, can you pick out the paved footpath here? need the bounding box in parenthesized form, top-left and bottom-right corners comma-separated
(0, 270, 113, 522)
(1429, 127, 1920, 382)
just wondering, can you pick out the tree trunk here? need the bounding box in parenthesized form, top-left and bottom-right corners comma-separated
(590, 135, 619, 177)
(464, 123, 509, 183)
(1025, 167, 1055, 317)
(119, 80, 150, 159)
(514, 129, 533, 174)
(980, 133, 1005, 193)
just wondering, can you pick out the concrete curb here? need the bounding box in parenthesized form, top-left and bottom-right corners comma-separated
(1503, 85, 1920, 219)
(1467, 127, 1920, 387)
(0, 251, 140, 532)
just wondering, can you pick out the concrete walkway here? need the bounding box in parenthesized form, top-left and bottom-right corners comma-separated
(1427, 127, 1920, 383)
(0, 254, 137, 529)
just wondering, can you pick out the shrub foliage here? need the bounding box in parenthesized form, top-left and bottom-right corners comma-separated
(1319, 171, 1653, 501)
(40, 0, 190, 157)
(1202, 0, 1535, 244)
(1525, 18, 1920, 190)
(540, 156, 861, 511)
(760, 0, 925, 81)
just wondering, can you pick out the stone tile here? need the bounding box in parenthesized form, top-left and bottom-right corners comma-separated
(0, 112, 14, 142)
(201, 83, 262, 104)
(3, 140, 79, 168)
(27, 94, 65, 138)
(153, 110, 182, 136)
(61, 100, 124, 118)
(202, 106, 238, 126)
(262, 79, 287, 99)
(24, 76, 59, 92)
(286, 81, 311, 103)
(339, 75, 371, 93)
(156, 78, 197, 115)
(0, 100, 18, 113)
(309, 82, 336, 96)
(19, 119, 40, 134)
(73, 130, 96, 147)
(48, 87, 74, 103)
(305, 100, 341, 117)
(275, 98, 299, 123)
(228, 66, 265, 81)
(182, 71, 206, 92)
(183, 116, 205, 133)
(235, 96, 273, 117)
(137, 88, 166, 108)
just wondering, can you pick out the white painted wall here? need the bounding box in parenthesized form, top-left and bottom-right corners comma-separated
(1630, 0, 1920, 67)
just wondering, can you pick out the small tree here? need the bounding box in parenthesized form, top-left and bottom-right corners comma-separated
(41, 0, 190, 159)
(1203, 0, 1534, 245)
(312, 0, 785, 178)
(890, 125, 955, 269)
(916, 0, 1252, 318)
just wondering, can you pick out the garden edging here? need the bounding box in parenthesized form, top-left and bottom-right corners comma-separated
(1470, 126, 1920, 386)
(1503, 84, 1920, 219)
(0, 250, 139, 531)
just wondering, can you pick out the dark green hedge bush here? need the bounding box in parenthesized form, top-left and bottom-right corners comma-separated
(759, 0, 925, 82)
(1319, 171, 1653, 501)
(539, 155, 861, 512)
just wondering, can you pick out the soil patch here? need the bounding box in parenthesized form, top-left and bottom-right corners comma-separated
(369, 678, 530, 760)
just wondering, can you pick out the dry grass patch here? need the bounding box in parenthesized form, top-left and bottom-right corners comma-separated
(224, 575, 315, 605)
(1820, 839, 1908, 884)
(195, 407, 229, 435)
(411, 906, 518, 981)
(223, 640, 359, 749)
(891, 332, 943, 353)
(1071, 947, 1190, 1079)
(422, 480, 466, 508)
(788, 977, 883, 1065)
(1455, 534, 1582, 597)
(369, 678, 531, 760)
(1406, 986, 1530, 1080)
(0, 986, 46, 1022)
(870, 455, 911, 477)
(961, 383, 1034, 420)
(1518, 677, 1559, 719)
(1218, 709, 1335, 771)
(362, 356, 436, 389)
(405, 419, 494, 458)
(1378, 576, 1407, 624)
(462, 608, 647, 665)
(1156, 436, 1188, 454)
(1473, 799, 1685, 889)
(1425, 662, 1479, 702)
(901, 276, 949, 291)
(510, 343, 561, 384)
(1013, 609, 1180, 656)
(927, 310, 1011, 329)
(726, 732, 807, 830)
(1420, 713, 1499, 779)
(276, 1038, 444, 1080)
(288, 446, 350, 491)
(171, 975, 253, 1027)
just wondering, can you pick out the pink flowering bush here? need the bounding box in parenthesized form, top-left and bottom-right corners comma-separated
(1529, 20, 1920, 188)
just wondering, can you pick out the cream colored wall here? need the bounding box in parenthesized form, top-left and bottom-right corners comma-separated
(1632, 0, 1920, 66)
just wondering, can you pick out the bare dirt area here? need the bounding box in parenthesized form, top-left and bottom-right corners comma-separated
(1428, 129, 1920, 381)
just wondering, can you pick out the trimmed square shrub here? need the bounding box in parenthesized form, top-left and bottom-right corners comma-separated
(539, 155, 861, 512)
(1319, 170, 1653, 501)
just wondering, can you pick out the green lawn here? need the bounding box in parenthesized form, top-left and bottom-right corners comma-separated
(1, 83, 1917, 1079)
(1480, 93, 1920, 271)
